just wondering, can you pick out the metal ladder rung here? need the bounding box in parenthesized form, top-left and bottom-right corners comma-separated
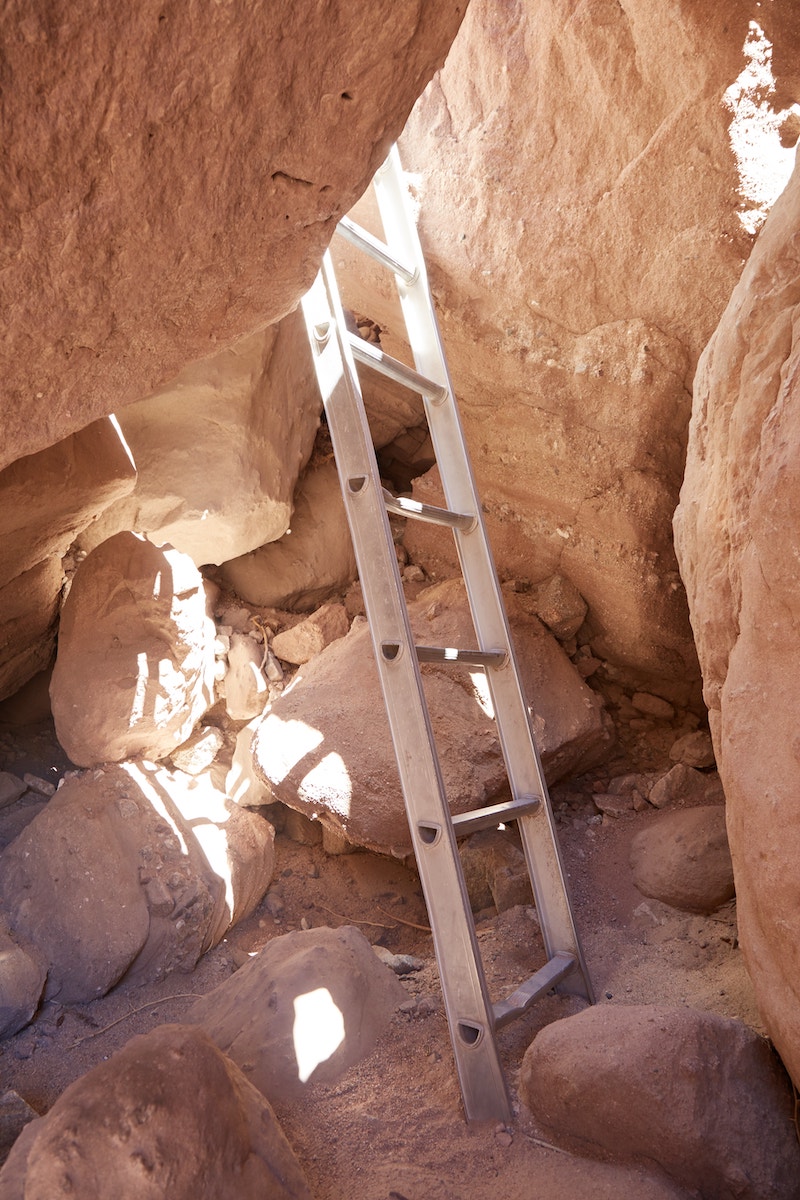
(348, 335, 449, 403)
(336, 215, 417, 285)
(382, 488, 476, 532)
(451, 794, 542, 837)
(414, 645, 508, 668)
(493, 952, 577, 1031)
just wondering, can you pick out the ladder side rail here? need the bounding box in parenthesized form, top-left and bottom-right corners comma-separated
(372, 150, 593, 995)
(301, 259, 513, 1123)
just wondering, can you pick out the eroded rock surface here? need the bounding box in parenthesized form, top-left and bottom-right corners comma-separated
(334, 0, 800, 697)
(520, 1004, 800, 1200)
(0, 764, 275, 1004)
(189, 925, 405, 1101)
(252, 579, 612, 856)
(1, 1, 467, 471)
(674, 157, 800, 1084)
(0, 1024, 312, 1199)
(50, 532, 215, 766)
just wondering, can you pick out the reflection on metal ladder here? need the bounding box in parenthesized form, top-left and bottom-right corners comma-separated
(301, 144, 593, 1124)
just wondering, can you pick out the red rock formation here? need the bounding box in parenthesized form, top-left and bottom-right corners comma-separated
(0, 0, 467, 470)
(335, 0, 799, 693)
(675, 157, 800, 1084)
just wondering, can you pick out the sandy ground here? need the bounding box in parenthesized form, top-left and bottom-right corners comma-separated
(0, 698, 763, 1199)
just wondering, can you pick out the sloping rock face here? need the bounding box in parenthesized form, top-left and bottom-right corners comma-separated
(674, 159, 800, 1085)
(252, 579, 612, 856)
(0, 418, 136, 700)
(0, 0, 467, 472)
(76, 314, 321, 567)
(338, 0, 800, 697)
(50, 532, 215, 766)
(0, 1025, 312, 1200)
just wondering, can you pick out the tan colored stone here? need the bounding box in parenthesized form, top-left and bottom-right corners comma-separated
(674, 156, 800, 1084)
(271, 602, 350, 665)
(188, 925, 405, 1101)
(0, 417, 136, 589)
(76, 315, 321, 566)
(0, 417, 136, 701)
(226, 719, 271, 808)
(50, 532, 215, 766)
(224, 633, 269, 722)
(170, 725, 225, 775)
(0, 1025, 312, 1199)
(532, 575, 588, 641)
(0, 560, 62, 703)
(520, 1004, 800, 1199)
(0, 763, 275, 1003)
(221, 461, 357, 611)
(630, 806, 735, 913)
(326, 1, 799, 694)
(647, 762, 723, 810)
(0, 2, 468, 472)
(458, 830, 533, 914)
(0, 929, 46, 1040)
(0, 775, 26, 811)
(669, 730, 716, 769)
(252, 578, 612, 856)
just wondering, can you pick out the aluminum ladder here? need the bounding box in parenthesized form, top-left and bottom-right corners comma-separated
(300, 144, 593, 1124)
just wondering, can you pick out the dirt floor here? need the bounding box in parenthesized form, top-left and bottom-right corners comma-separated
(0, 679, 763, 1200)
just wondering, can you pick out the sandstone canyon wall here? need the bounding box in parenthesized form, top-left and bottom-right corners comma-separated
(382, 0, 798, 699)
(674, 157, 800, 1087)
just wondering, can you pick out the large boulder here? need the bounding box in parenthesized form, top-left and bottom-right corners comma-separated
(0, 418, 136, 701)
(674, 157, 800, 1085)
(0, 1, 467, 472)
(0, 927, 45, 1040)
(629, 806, 735, 914)
(520, 1004, 800, 1200)
(335, 0, 800, 697)
(252, 579, 612, 855)
(50, 532, 216, 766)
(188, 925, 405, 1101)
(76, 314, 321, 567)
(0, 1024, 312, 1199)
(0, 763, 275, 1004)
